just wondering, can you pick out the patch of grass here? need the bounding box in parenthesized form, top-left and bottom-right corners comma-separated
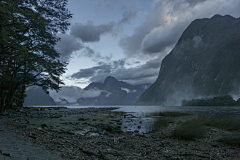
(171, 120, 206, 140)
(26, 106, 67, 110)
(218, 131, 240, 146)
(198, 115, 240, 131)
(151, 117, 174, 132)
(150, 111, 190, 117)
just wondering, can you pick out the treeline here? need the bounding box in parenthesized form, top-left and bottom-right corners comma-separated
(0, 0, 72, 112)
(182, 95, 240, 106)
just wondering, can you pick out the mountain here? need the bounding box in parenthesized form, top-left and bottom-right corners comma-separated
(137, 15, 240, 106)
(24, 87, 56, 106)
(78, 76, 151, 105)
(84, 82, 104, 90)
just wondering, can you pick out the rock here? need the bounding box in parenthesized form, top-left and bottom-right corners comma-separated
(41, 124, 48, 128)
(37, 127, 43, 131)
(28, 135, 37, 139)
(78, 118, 85, 121)
(134, 130, 139, 133)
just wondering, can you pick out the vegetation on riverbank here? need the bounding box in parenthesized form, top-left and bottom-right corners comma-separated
(171, 120, 206, 140)
(182, 95, 240, 106)
(150, 112, 240, 146)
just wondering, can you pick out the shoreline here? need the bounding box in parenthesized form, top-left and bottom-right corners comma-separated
(1, 107, 240, 159)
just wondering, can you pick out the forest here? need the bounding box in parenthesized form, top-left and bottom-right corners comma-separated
(182, 95, 240, 106)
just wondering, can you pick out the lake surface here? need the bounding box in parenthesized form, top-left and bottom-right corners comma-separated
(34, 105, 240, 117)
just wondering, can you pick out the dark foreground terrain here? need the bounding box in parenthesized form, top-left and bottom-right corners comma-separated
(0, 107, 239, 160)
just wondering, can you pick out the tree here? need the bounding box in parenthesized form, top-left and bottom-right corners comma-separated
(0, 0, 72, 111)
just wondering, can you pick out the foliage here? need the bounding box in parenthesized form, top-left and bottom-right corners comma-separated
(218, 131, 240, 146)
(171, 120, 206, 140)
(198, 115, 240, 131)
(0, 0, 72, 111)
(182, 95, 239, 106)
(151, 117, 173, 132)
(150, 111, 190, 117)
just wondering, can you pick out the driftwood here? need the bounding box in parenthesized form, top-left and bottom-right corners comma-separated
(0, 150, 11, 157)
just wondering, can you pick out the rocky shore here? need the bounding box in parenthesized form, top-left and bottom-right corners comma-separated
(1, 107, 239, 160)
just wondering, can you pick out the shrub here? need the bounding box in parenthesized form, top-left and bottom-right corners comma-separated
(218, 131, 240, 146)
(150, 111, 190, 117)
(171, 120, 206, 140)
(198, 116, 240, 131)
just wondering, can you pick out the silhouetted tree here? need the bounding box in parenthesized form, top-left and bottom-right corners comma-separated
(0, 0, 72, 111)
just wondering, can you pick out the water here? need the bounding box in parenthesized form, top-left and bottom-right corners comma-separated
(35, 105, 240, 117)
(32, 105, 240, 134)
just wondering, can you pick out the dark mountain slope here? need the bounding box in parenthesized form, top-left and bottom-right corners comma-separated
(137, 15, 240, 105)
(24, 87, 56, 106)
(78, 76, 151, 105)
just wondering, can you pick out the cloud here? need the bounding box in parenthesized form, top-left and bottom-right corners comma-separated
(70, 21, 115, 42)
(71, 64, 112, 79)
(69, 56, 164, 85)
(119, 9, 137, 25)
(80, 46, 112, 62)
(49, 86, 102, 103)
(55, 34, 83, 62)
(90, 0, 112, 10)
(119, 0, 240, 57)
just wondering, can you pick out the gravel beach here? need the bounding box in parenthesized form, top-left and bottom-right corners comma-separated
(1, 107, 239, 160)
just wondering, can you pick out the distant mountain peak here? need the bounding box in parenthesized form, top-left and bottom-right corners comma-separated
(104, 76, 121, 91)
(211, 14, 233, 19)
(104, 76, 118, 82)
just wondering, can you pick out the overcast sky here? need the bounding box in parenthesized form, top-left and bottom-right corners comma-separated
(57, 0, 240, 88)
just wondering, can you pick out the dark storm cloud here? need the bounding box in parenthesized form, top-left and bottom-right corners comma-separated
(119, 10, 137, 25)
(71, 64, 111, 79)
(113, 59, 125, 68)
(80, 46, 112, 62)
(70, 56, 163, 85)
(170, 0, 208, 9)
(55, 34, 83, 62)
(70, 21, 115, 42)
(119, 0, 240, 57)
(90, 0, 111, 10)
(141, 20, 187, 53)
(119, 0, 167, 57)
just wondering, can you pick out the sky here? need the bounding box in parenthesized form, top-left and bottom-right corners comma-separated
(56, 0, 240, 89)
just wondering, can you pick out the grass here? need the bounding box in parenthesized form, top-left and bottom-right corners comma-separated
(149, 111, 190, 117)
(151, 117, 174, 132)
(171, 120, 206, 140)
(26, 106, 67, 110)
(218, 131, 240, 146)
(198, 115, 240, 131)
(170, 115, 240, 141)
(148, 112, 191, 132)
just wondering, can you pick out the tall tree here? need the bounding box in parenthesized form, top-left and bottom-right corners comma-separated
(0, 0, 72, 111)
